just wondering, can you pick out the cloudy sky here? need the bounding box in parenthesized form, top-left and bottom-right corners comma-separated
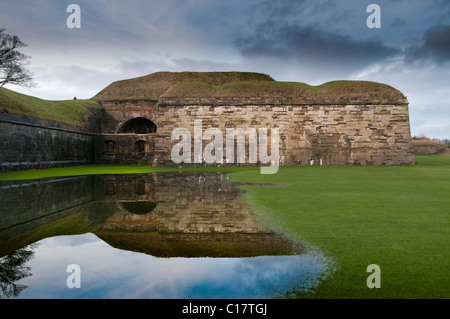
(1, 0, 449, 139)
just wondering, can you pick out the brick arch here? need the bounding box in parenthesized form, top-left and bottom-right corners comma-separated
(118, 117, 157, 134)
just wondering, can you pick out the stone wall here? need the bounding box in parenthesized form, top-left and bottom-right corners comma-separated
(13, 95, 410, 168)
(152, 97, 415, 166)
(95, 97, 415, 166)
(410, 139, 443, 155)
(98, 99, 157, 134)
(94, 133, 156, 164)
(92, 100, 157, 165)
(0, 78, 415, 171)
(0, 114, 95, 172)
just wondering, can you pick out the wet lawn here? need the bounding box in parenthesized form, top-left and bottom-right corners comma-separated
(1, 155, 449, 298)
(228, 155, 450, 298)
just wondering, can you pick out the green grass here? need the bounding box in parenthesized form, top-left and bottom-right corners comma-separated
(0, 155, 448, 298)
(0, 86, 100, 127)
(226, 155, 450, 298)
(163, 79, 403, 99)
(0, 164, 258, 181)
(0, 165, 171, 180)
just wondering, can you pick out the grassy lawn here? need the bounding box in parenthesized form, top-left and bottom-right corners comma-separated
(0, 155, 448, 298)
(227, 155, 450, 299)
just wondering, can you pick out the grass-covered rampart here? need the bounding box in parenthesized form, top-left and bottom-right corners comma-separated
(0, 86, 100, 127)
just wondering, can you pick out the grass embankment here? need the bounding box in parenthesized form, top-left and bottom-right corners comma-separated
(163, 80, 404, 100)
(94, 71, 274, 101)
(0, 156, 448, 298)
(0, 86, 100, 127)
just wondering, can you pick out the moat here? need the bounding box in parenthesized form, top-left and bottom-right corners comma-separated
(0, 172, 331, 298)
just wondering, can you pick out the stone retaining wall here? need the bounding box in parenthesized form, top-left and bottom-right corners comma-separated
(410, 139, 443, 155)
(0, 116, 95, 172)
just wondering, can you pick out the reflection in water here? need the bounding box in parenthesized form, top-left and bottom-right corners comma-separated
(0, 244, 37, 298)
(9, 234, 330, 299)
(0, 172, 334, 298)
(119, 201, 157, 215)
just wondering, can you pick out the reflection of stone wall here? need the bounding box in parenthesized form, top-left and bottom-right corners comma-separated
(0, 176, 94, 239)
(93, 174, 155, 201)
(98, 173, 267, 235)
(154, 173, 266, 234)
(1, 173, 299, 257)
(1, 173, 269, 237)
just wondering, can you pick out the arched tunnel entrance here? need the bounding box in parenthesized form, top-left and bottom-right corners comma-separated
(119, 117, 157, 134)
(95, 117, 157, 164)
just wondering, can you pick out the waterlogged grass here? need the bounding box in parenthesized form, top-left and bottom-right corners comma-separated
(227, 155, 450, 299)
(0, 155, 448, 298)
(0, 164, 259, 181)
(0, 165, 170, 180)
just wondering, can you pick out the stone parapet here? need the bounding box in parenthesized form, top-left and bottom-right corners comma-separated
(158, 96, 408, 107)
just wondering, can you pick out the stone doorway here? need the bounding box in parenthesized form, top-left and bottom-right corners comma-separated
(119, 117, 157, 134)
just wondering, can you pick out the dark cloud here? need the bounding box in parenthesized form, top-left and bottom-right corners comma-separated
(391, 17, 405, 27)
(406, 24, 450, 63)
(234, 22, 400, 73)
(249, 0, 307, 20)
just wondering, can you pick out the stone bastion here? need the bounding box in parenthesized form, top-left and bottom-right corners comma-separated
(94, 71, 415, 167)
(0, 71, 415, 172)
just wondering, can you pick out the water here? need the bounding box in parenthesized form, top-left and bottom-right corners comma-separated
(0, 172, 332, 299)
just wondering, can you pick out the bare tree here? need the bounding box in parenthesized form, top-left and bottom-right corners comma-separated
(0, 28, 35, 87)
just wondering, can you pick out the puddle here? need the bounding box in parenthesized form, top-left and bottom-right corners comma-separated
(0, 172, 333, 299)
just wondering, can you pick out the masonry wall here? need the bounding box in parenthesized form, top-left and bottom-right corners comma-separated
(410, 139, 443, 155)
(0, 114, 95, 172)
(153, 97, 415, 166)
(2, 96, 413, 171)
(94, 133, 156, 164)
(99, 99, 158, 134)
(93, 100, 158, 164)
